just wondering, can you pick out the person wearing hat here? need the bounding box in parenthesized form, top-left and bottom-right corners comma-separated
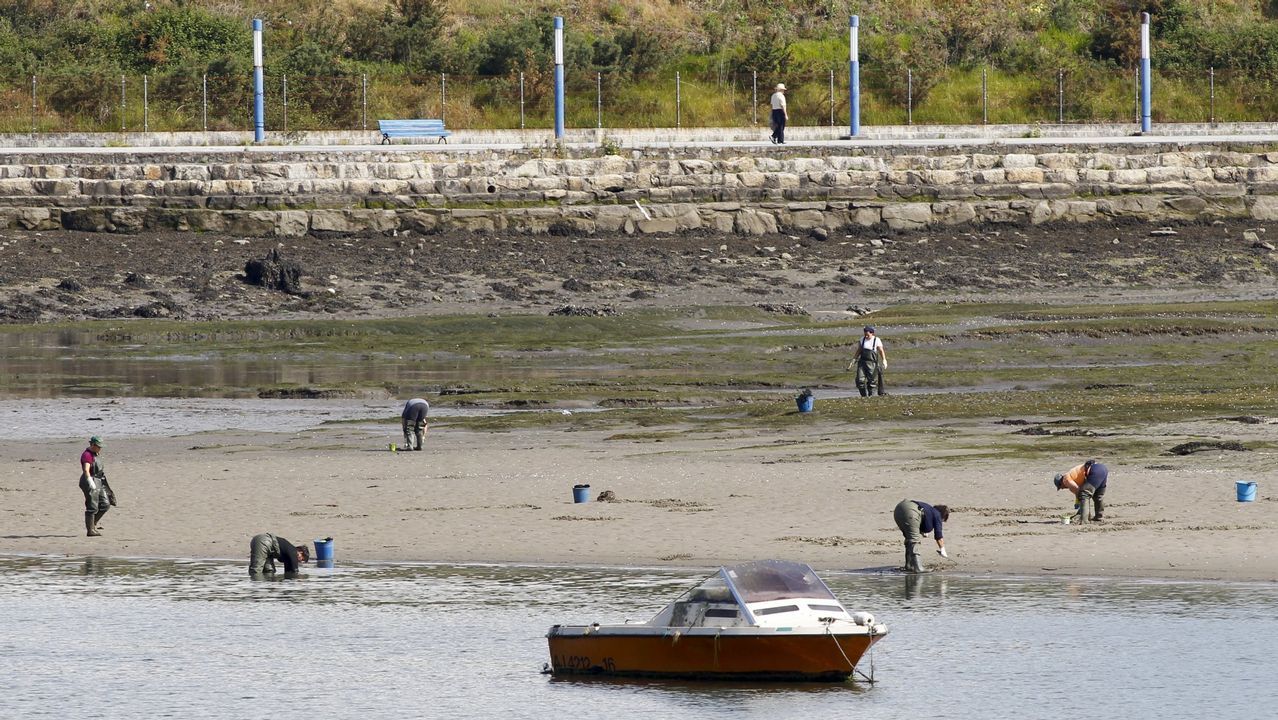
(1054, 459, 1109, 525)
(248, 533, 310, 577)
(893, 499, 950, 573)
(401, 397, 430, 451)
(847, 325, 887, 396)
(78, 436, 115, 537)
(769, 83, 789, 144)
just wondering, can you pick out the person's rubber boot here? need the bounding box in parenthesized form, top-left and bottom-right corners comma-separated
(906, 543, 926, 573)
(93, 508, 108, 532)
(1076, 496, 1090, 526)
(1092, 496, 1104, 522)
(85, 512, 101, 537)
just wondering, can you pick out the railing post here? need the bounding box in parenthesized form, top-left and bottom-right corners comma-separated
(362, 73, 368, 131)
(1140, 12, 1151, 132)
(120, 75, 126, 133)
(982, 67, 988, 125)
(143, 74, 149, 132)
(30, 75, 36, 134)
(1058, 68, 1064, 124)
(253, 18, 264, 142)
(1206, 66, 1216, 126)
(849, 15, 860, 137)
(829, 68, 834, 127)
(519, 71, 525, 130)
(907, 68, 913, 126)
(596, 72, 602, 129)
(676, 71, 681, 129)
(202, 73, 208, 133)
(440, 73, 446, 124)
(282, 74, 288, 134)
(752, 70, 758, 125)
(553, 16, 564, 139)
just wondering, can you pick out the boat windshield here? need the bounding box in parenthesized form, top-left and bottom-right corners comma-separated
(721, 560, 837, 604)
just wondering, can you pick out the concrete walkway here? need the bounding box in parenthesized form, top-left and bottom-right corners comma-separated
(4, 122, 1278, 155)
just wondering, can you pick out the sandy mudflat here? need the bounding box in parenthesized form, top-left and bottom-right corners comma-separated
(4, 415, 1275, 582)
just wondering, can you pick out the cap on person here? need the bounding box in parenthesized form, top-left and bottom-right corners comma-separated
(89, 436, 103, 447)
(1053, 473, 1064, 489)
(775, 83, 786, 91)
(863, 325, 875, 333)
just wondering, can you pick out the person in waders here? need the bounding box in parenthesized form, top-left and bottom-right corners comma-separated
(401, 397, 430, 451)
(893, 499, 949, 573)
(248, 533, 309, 577)
(78, 436, 115, 537)
(1054, 459, 1109, 525)
(848, 325, 887, 396)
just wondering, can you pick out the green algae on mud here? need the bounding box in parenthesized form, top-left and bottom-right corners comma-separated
(3, 301, 1278, 434)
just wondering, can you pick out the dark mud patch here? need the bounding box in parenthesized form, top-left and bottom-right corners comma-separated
(1167, 440, 1250, 455)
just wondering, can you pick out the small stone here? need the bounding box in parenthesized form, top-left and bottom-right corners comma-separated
(1243, 231, 1260, 243)
(809, 227, 829, 241)
(1149, 227, 1178, 236)
(869, 238, 884, 247)
(719, 244, 728, 251)
(50, 247, 62, 254)
(1257, 241, 1276, 251)
(780, 252, 793, 260)
(233, 239, 250, 245)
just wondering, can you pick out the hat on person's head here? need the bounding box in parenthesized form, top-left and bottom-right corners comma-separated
(863, 325, 875, 333)
(1053, 474, 1064, 489)
(775, 83, 786, 91)
(89, 435, 103, 447)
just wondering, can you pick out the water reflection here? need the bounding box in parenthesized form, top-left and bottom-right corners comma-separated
(3, 556, 1277, 719)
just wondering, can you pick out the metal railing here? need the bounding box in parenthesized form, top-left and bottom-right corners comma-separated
(1, 67, 1269, 134)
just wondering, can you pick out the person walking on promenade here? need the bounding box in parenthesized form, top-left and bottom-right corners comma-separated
(769, 83, 789, 144)
(401, 397, 430, 451)
(893, 499, 949, 573)
(248, 533, 309, 577)
(848, 325, 887, 396)
(1054, 459, 1109, 525)
(78, 436, 115, 537)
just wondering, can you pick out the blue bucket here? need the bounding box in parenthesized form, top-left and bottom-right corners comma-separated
(314, 537, 334, 562)
(1236, 481, 1257, 502)
(572, 484, 591, 503)
(797, 395, 814, 413)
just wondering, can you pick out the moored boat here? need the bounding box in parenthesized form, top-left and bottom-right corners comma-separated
(546, 560, 887, 681)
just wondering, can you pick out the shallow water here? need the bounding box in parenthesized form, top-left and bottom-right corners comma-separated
(3, 556, 1275, 719)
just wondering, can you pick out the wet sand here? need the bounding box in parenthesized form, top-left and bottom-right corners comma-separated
(3, 415, 1274, 582)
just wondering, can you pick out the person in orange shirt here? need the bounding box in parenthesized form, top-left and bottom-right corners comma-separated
(1054, 459, 1109, 525)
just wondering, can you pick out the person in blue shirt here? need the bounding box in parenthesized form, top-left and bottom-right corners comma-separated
(893, 499, 949, 573)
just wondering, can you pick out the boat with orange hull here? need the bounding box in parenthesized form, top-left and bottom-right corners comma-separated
(546, 560, 887, 681)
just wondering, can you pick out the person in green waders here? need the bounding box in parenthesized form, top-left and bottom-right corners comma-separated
(848, 325, 887, 396)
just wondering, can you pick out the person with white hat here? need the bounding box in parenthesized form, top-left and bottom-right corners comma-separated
(769, 83, 788, 144)
(847, 325, 887, 396)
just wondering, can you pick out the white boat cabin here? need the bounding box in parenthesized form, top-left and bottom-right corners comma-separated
(644, 560, 873, 629)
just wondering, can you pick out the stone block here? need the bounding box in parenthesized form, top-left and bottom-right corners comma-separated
(1002, 153, 1038, 168)
(789, 210, 825, 229)
(1250, 195, 1278, 220)
(932, 202, 976, 225)
(882, 203, 932, 230)
(638, 216, 678, 234)
(734, 209, 778, 235)
(1165, 196, 1208, 215)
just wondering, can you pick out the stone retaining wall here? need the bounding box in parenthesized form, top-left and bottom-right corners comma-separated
(3, 143, 1278, 236)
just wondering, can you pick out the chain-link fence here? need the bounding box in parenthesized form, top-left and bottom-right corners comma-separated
(3, 68, 1276, 134)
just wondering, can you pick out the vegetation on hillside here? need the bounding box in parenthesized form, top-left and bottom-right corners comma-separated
(4, 0, 1278, 130)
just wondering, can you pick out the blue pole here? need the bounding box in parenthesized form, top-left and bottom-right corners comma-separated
(849, 15, 860, 137)
(554, 17, 564, 139)
(1140, 12, 1151, 133)
(253, 18, 264, 142)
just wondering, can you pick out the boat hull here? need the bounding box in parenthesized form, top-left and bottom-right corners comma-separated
(547, 628, 883, 681)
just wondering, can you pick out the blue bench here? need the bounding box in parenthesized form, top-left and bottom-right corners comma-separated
(378, 119, 451, 145)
